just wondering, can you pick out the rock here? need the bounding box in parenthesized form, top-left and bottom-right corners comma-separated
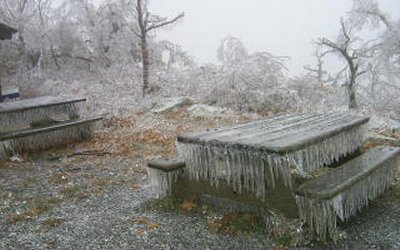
(367, 132, 398, 143)
(365, 132, 399, 148)
(369, 115, 400, 133)
(150, 97, 192, 114)
(187, 104, 232, 118)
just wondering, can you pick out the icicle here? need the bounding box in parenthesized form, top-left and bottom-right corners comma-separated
(295, 157, 399, 240)
(176, 142, 293, 199)
(147, 167, 185, 197)
(0, 122, 96, 160)
(288, 124, 367, 176)
(0, 101, 83, 133)
(0, 140, 15, 160)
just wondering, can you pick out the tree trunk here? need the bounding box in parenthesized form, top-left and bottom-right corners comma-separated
(348, 70, 357, 109)
(0, 79, 2, 103)
(140, 35, 150, 98)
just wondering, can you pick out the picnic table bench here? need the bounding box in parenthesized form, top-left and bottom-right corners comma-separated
(0, 96, 101, 160)
(295, 147, 400, 239)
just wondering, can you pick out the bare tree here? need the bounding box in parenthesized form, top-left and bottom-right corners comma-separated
(0, 0, 52, 71)
(341, 0, 399, 117)
(318, 19, 369, 109)
(132, 0, 184, 97)
(304, 51, 331, 84)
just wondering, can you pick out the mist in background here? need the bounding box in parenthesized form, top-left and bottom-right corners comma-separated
(150, 0, 400, 75)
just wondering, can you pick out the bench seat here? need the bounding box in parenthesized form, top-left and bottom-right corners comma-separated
(147, 157, 186, 172)
(0, 116, 102, 160)
(147, 157, 186, 197)
(295, 147, 400, 239)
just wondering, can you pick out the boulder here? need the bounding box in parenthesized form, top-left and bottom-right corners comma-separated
(150, 97, 192, 114)
(187, 104, 232, 118)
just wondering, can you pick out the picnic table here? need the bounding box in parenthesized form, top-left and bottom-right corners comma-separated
(0, 95, 101, 160)
(149, 111, 400, 239)
(176, 112, 369, 198)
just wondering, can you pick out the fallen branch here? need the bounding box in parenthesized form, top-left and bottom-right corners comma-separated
(48, 149, 111, 161)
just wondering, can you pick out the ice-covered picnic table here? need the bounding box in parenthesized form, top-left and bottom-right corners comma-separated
(176, 112, 369, 198)
(0, 95, 101, 160)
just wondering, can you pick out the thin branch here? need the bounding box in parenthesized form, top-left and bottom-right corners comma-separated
(146, 12, 184, 32)
(340, 18, 351, 47)
(319, 38, 344, 53)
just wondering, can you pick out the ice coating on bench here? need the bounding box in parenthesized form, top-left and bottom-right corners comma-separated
(177, 113, 369, 198)
(147, 167, 185, 197)
(147, 157, 186, 197)
(295, 147, 400, 239)
(0, 96, 86, 133)
(0, 116, 101, 160)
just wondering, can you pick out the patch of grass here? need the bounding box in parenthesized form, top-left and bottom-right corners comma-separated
(207, 212, 265, 236)
(45, 240, 57, 248)
(42, 218, 65, 228)
(274, 234, 292, 248)
(132, 216, 161, 230)
(91, 177, 112, 187)
(142, 197, 183, 212)
(145, 198, 265, 236)
(49, 172, 68, 185)
(60, 185, 88, 201)
(22, 177, 38, 188)
(29, 197, 61, 216)
(6, 197, 62, 223)
(60, 185, 81, 198)
(143, 197, 204, 213)
(6, 214, 27, 224)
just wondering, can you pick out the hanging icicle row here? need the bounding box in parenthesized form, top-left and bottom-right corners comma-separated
(289, 124, 367, 176)
(0, 122, 95, 160)
(147, 167, 186, 197)
(0, 102, 82, 133)
(176, 142, 293, 199)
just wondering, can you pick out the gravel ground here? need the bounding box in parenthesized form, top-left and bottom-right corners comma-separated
(1, 110, 399, 249)
(336, 202, 400, 249)
(0, 156, 271, 249)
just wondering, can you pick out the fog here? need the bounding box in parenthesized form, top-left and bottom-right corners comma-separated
(150, 0, 400, 75)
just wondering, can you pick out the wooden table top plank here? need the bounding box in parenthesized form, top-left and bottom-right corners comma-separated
(218, 113, 340, 146)
(0, 96, 86, 114)
(256, 114, 367, 152)
(179, 113, 298, 141)
(198, 113, 319, 143)
(177, 112, 369, 153)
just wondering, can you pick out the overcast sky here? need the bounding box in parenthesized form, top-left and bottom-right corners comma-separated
(149, 0, 400, 76)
